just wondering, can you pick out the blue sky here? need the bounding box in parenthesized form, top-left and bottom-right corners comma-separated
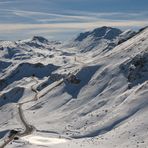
(0, 0, 148, 40)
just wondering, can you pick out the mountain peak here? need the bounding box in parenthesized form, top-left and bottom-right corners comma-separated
(32, 36, 49, 44)
(75, 26, 122, 42)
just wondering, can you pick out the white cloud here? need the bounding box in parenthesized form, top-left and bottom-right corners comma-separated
(1, 9, 148, 24)
(0, 8, 148, 40)
(0, 20, 147, 32)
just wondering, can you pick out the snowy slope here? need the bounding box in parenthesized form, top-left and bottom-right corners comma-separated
(0, 27, 148, 148)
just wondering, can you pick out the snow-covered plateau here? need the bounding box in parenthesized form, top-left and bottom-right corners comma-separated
(0, 26, 148, 148)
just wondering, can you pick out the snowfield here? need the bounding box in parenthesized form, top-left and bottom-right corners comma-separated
(0, 27, 148, 148)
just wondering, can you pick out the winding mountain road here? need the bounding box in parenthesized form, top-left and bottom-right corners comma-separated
(17, 77, 39, 137)
(0, 77, 38, 148)
(17, 103, 35, 137)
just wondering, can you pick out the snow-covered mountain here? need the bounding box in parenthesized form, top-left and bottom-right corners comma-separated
(64, 26, 137, 57)
(65, 26, 120, 53)
(0, 26, 148, 148)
